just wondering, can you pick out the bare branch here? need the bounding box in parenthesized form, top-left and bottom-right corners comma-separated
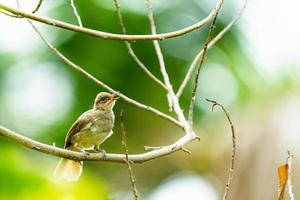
(176, 0, 248, 98)
(0, 124, 198, 163)
(287, 151, 294, 200)
(112, 0, 167, 90)
(188, 0, 224, 126)
(206, 99, 236, 200)
(0, 1, 221, 41)
(120, 111, 139, 200)
(32, 0, 43, 14)
(25, 20, 182, 128)
(70, 0, 83, 27)
(146, 0, 173, 111)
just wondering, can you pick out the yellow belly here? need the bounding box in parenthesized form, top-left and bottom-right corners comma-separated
(71, 130, 112, 149)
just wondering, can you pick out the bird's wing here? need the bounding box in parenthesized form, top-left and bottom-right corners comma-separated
(64, 110, 93, 148)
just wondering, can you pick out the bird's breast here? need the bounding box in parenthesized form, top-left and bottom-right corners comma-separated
(71, 110, 115, 149)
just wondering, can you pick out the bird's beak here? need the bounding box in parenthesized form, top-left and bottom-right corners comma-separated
(112, 93, 120, 100)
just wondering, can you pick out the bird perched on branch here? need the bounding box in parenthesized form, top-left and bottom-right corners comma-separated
(53, 92, 118, 181)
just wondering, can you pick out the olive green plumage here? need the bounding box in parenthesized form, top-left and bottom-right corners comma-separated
(53, 92, 118, 181)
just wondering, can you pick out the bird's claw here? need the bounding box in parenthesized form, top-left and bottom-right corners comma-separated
(94, 147, 107, 159)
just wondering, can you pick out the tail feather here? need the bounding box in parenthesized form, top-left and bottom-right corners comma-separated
(53, 158, 83, 182)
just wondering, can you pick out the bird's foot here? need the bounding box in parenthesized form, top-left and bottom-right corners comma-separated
(93, 146, 107, 159)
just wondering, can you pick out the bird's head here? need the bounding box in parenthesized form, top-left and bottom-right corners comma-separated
(93, 92, 119, 110)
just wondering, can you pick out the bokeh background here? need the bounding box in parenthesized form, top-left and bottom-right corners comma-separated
(0, 0, 300, 199)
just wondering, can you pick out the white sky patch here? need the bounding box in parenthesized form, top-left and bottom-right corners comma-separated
(237, 0, 300, 76)
(147, 174, 218, 200)
(0, 0, 64, 55)
(1, 61, 73, 135)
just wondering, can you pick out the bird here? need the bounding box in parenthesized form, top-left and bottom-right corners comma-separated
(53, 92, 118, 181)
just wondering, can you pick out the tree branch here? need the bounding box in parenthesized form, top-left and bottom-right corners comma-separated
(206, 99, 236, 200)
(146, 0, 173, 111)
(120, 111, 139, 200)
(0, 124, 198, 163)
(0, 1, 222, 41)
(112, 0, 167, 90)
(188, 0, 224, 126)
(176, 0, 247, 98)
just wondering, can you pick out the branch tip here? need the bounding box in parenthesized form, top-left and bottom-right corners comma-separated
(206, 99, 236, 200)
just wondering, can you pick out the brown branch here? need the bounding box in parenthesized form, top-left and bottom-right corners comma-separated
(176, 0, 248, 98)
(32, 0, 43, 14)
(0, 1, 221, 41)
(188, 0, 224, 126)
(206, 99, 236, 200)
(120, 111, 139, 200)
(112, 0, 167, 90)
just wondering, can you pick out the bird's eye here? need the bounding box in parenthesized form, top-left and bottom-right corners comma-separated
(100, 96, 109, 102)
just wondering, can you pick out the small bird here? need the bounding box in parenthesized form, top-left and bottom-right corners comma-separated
(53, 92, 118, 181)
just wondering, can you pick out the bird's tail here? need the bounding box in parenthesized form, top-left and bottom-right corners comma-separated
(53, 146, 83, 182)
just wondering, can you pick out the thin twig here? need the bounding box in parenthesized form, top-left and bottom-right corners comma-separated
(70, 0, 83, 27)
(287, 151, 294, 200)
(120, 110, 139, 200)
(146, 0, 173, 111)
(112, 0, 167, 90)
(32, 0, 43, 14)
(0, 1, 222, 41)
(188, 0, 224, 126)
(176, 0, 248, 98)
(206, 99, 236, 200)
